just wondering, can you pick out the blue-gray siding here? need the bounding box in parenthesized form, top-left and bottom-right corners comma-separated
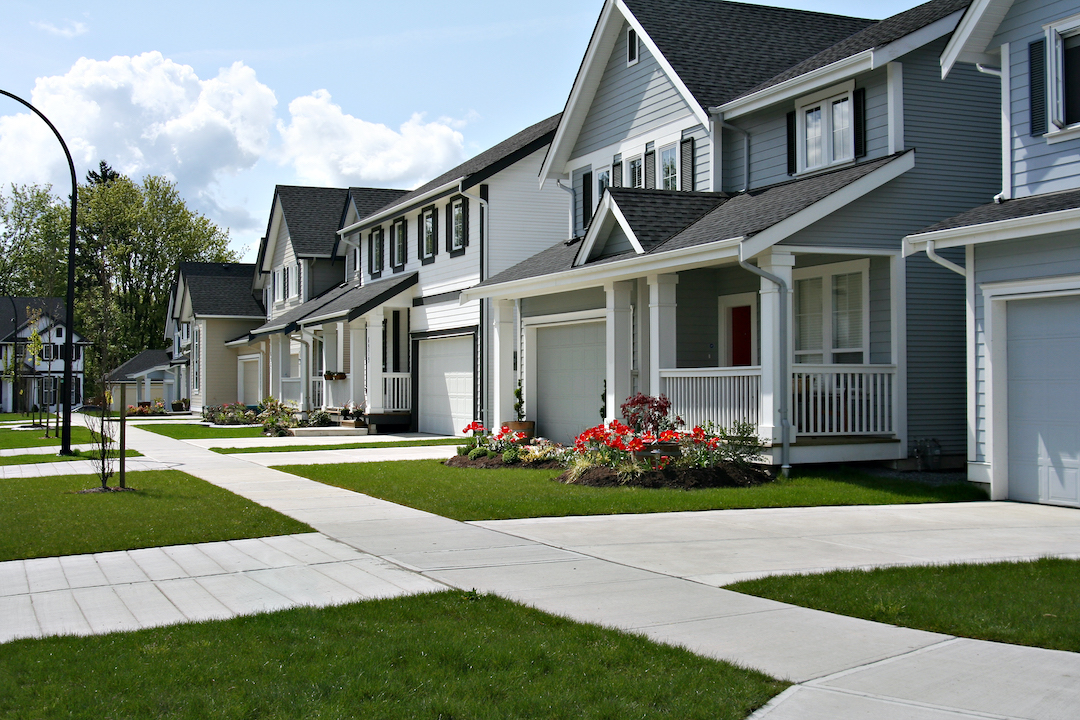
(521, 287, 606, 317)
(684, 125, 710, 191)
(675, 266, 758, 367)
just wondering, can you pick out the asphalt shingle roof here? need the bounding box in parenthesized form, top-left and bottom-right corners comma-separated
(0, 297, 68, 342)
(911, 187, 1080, 235)
(348, 188, 411, 221)
(179, 263, 264, 318)
(298, 273, 419, 326)
(274, 186, 351, 257)
(623, 0, 875, 110)
(605, 188, 728, 252)
(736, 0, 971, 100)
(108, 349, 171, 382)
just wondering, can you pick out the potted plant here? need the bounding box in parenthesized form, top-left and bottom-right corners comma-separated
(505, 380, 535, 437)
(334, 371, 347, 380)
(171, 399, 185, 412)
(323, 370, 334, 380)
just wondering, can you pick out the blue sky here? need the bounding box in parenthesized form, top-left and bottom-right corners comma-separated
(0, 0, 928, 260)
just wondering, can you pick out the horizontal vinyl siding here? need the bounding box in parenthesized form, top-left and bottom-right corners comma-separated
(310, 259, 344, 300)
(972, 233, 1080, 461)
(411, 299, 480, 334)
(995, 0, 1080, 197)
(684, 125, 711, 191)
(521, 287, 606, 317)
(269, 224, 301, 320)
(676, 266, 758, 368)
(598, 224, 635, 257)
(203, 318, 262, 407)
(571, 20, 696, 159)
(869, 255, 892, 364)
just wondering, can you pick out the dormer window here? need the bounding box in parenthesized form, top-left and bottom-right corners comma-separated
(627, 28, 639, 66)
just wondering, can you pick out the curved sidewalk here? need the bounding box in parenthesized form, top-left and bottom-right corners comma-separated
(7, 422, 1080, 720)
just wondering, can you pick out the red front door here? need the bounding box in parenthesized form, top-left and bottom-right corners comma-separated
(731, 305, 752, 366)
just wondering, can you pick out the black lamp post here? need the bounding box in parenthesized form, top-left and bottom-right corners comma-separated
(0, 89, 78, 455)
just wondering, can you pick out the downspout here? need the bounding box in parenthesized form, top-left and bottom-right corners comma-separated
(976, 62, 1008, 203)
(925, 239, 966, 277)
(738, 243, 791, 476)
(709, 108, 750, 192)
(556, 180, 576, 238)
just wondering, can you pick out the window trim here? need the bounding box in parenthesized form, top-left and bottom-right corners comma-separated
(369, 227, 384, 278)
(1045, 13, 1080, 141)
(659, 143, 678, 190)
(627, 155, 643, 188)
(627, 27, 639, 67)
(192, 324, 201, 393)
(447, 196, 469, 258)
(419, 205, 438, 265)
(792, 259, 870, 365)
(390, 217, 407, 272)
(794, 80, 856, 175)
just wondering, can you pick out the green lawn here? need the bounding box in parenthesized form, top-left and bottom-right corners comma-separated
(276, 460, 988, 522)
(0, 591, 785, 719)
(0, 425, 96, 450)
(0, 470, 311, 562)
(213, 437, 465, 454)
(0, 448, 142, 466)
(0, 412, 55, 422)
(726, 558, 1080, 653)
(136, 423, 265, 440)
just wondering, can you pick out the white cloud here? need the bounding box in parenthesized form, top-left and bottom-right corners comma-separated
(32, 20, 88, 38)
(277, 90, 465, 189)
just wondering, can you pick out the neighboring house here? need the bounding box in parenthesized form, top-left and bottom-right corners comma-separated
(106, 349, 173, 411)
(0, 297, 86, 413)
(163, 262, 266, 411)
(236, 115, 567, 435)
(462, 0, 1002, 470)
(904, 0, 1080, 507)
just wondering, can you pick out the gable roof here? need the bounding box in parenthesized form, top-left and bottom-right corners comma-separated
(0, 297, 69, 342)
(274, 185, 351, 257)
(179, 263, 264, 318)
(108, 349, 171, 382)
(940, 0, 1014, 77)
(348, 187, 411, 222)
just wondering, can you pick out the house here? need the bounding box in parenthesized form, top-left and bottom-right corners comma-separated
(903, 0, 1080, 507)
(462, 0, 1003, 471)
(106, 348, 174, 411)
(0, 297, 86, 413)
(163, 262, 266, 410)
(236, 115, 568, 435)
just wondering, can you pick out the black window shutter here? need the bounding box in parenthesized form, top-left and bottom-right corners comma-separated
(462, 198, 470, 246)
(644, 150, 656, 189)
(582, 171, 593, 227)
(680, 138, 695, 191)
(786, 111, 797, 175)
(854, 87, 867, 157)
(416, 215, 424, 260)
(1030, 39, 1047, 136)
(612, 162, 623, 188)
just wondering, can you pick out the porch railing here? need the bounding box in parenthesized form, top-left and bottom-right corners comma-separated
(660, 367, 761, 430)
(382, 372, 411, 411)
(792, 364, 895, 435)
(279, 377, 301, 406)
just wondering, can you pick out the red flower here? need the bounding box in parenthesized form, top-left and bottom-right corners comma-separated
(463, 421, 486, 434)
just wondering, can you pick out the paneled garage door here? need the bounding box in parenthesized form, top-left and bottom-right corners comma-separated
(535, 322, 606, 445)
(418, 336, 474, 436)
(1007, 295, 1080, 507)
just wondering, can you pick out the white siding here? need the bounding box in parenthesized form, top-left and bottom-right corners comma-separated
(488, 147, 569, 276)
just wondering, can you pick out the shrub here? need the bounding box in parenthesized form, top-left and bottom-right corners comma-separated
(258, 396, 297, 436)
(468, 446, 487, 461)
(307, 409, 334, 427)
(203, 402, 257, 425)
(502, 446, 521, 464)
(620, 393, 683, 435)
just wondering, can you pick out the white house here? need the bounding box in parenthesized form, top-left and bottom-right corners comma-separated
(0, 297, 86, 413)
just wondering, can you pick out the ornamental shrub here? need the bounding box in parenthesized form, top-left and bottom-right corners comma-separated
(620, 393, 684, 435)
(258, 396, 297, 436)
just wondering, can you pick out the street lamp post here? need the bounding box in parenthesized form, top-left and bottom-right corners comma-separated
(0, 89, 78, 455)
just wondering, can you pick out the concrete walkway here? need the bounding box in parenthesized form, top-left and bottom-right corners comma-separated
(4, 421, 1079, 719)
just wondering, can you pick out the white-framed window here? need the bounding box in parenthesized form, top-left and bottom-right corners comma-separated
(40, 377, 57, 407)
(281, 266, 290, 300)
(192, 325, 201, 393)
(628, 155, 643, 188)
(369, 227, 384, 276)
(421, 205, 437, 262)
(1047, 14, 1080, 131)
(391, 218, 407, 268)
(596, 167, 611, 208)
(41, 343, 53, 361)
(660, 144, 678, 190)
(796, 82, 855, 173)
(273, 269, 282, 302)
(627, 28, 639, 66)
(450, 197, 468, 253)
(793, 260, 869, 365)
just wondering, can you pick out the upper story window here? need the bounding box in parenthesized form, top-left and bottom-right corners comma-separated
(660, 145, 678, 190)
(447, 196, 469, 257)
(596, 167, 611, 201)
(793, 260, 869, 365)
(797, 86, 854, 173)
(627, 28, 639, 66)
(369, 227, 384, 278)
(1042, 14, 1080, 135)
(420, 206, 438, 265)
(628, 156, 643, 188)
(390, 218, 407, 271)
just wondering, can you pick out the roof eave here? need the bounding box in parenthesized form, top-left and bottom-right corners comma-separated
(903, 205, 1080, 256)
(338, 180, 462, 237)
(940, 0, 1014, 79)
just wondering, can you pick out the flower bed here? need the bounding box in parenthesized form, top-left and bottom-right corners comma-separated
(452, 422, 567, 468)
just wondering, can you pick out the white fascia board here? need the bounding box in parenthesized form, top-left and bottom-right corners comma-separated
(718, 52, 873, 120)
(573, 194, 645, 266)
(940, 0, 1013, 78)
(903, 205, 1080, 256)
(461, 236, 745, 303)
(338, 179, 462, 236)
(871, 10, 965, 68)
(539, 0, 621, 188)
(741, 149, 916, 259)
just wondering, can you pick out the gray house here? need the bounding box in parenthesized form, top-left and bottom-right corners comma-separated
(905, 0, 1080, 507)
(464, 0, 1002, 470)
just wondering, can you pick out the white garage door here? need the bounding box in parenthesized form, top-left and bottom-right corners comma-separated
(1007, 295, 1080, 507)
(535, 322, 606, 445)
(418, 336, 474, 436)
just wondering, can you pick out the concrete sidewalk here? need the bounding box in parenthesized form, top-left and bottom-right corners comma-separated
(5, 421, 1079, 719)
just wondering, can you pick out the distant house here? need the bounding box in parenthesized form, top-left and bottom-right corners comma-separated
(106, 348, 173, 411)
(904, 0, 1080, 507)
(0, 297, 86, 413)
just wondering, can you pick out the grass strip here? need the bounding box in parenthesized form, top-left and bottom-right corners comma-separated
(0, 426, 95, 450)
(0, 412, 55, 422)
(135, 423, 266, 440)
(276, 460, 988, 521)
(0, 591, 785, 719)
(726, 558, 1080, 652)
(0, 448, 142, 466)
(212, 437, 465, 454)
(0, 470, 311, 562)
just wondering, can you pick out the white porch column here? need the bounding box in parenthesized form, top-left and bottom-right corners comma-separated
(648, 273, 679, 399)
(349, 319, 366, 408)
(757, 251, 794, 444)
(366, 308, 386, 414)
(605, 280, 634, 423)
(144, 375, 152, 404)
(491, 299, 516, 429)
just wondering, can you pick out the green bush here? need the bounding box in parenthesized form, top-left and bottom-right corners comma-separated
(502, 447, 521, 464)
(468, 446, 487, 461)
(257, 397, 297, 437)
(307, 409, 334, 427)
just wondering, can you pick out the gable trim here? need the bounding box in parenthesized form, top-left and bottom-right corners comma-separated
(573, 193, 645, 266)
(940, 0, 1015, 78)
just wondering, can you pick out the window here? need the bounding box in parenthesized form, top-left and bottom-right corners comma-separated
(793, 261, 869, 365)
(628, 156, 643, 188)
(281, 265, 290, 300)
(627, 28, 639, 66)
(41, 343, 53, 361)
(419, 206, 438, 264)
(390, 218, 407, 269)
(192, 325, 200, 393)
(795, 83, 855, 173)
(596, 167, 611, 202)
(39, 377, 57, 407)
(295, 262, 302, 299)
(660, 145, 678, 190)
(447, 196, 468, 256)
(369, 227, 384, 277)
(55, 327, 62, 339)
(1044, 15, 1080, 133)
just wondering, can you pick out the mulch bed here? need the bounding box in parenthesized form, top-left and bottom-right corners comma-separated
(444, 455, 564, 470)
(73, 486, 138, 494)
